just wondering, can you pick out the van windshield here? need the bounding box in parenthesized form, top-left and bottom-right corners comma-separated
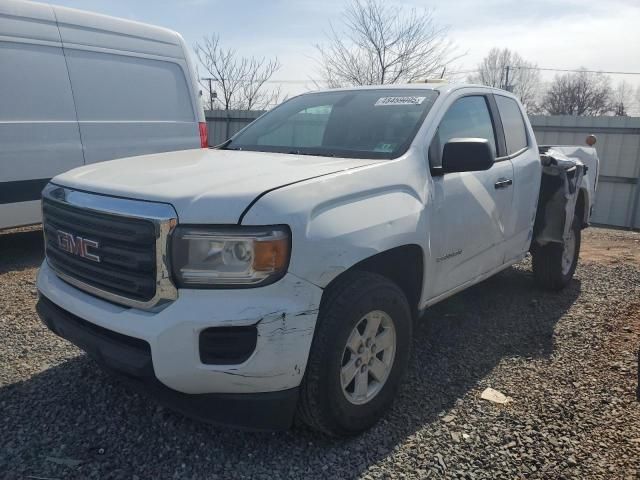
(222, 89, 439, 159)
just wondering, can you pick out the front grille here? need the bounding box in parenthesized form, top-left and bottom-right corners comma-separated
(43, 197, 158, 302)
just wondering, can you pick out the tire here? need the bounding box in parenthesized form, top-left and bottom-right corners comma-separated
(532, 217, 581, 291)
(297, 271, 412, 436)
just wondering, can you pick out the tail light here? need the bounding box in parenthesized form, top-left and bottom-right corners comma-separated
(199, 122, 209, 148)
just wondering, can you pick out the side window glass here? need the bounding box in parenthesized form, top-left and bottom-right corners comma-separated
(430, 96, 496, 168)
(495, 95, 528, 155)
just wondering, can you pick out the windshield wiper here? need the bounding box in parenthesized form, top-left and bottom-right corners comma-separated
(287, 150, 337, 157)
(217, 139, 241, 150)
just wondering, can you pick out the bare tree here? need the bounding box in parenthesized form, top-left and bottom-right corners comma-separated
(611, 80, 635, 116)
(240, 61, 282, 111)
(541, 69, 613, 116)
(314, 0, 457, 87)
(194, 34, 281, 110)
(468, 48, 541, 113)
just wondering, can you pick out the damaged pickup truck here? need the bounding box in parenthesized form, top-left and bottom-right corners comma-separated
(36, 83, 598, 436)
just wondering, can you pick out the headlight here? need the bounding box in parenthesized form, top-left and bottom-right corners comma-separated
(171, 226, 290, 287)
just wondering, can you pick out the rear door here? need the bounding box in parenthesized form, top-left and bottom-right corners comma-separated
(54, 6, 200, 164)
(427, 94, 514, 298)
(493, 94, 541, 262)
(0, 1, 84, 229)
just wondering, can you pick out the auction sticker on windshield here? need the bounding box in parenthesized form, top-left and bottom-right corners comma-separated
(375, 96, 426, 106)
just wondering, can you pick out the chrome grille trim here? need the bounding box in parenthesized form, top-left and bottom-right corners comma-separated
(42, 183, 178, 310)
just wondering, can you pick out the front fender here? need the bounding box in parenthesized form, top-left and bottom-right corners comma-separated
(241, 158, 429, 288)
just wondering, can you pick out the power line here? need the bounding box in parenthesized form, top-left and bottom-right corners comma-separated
(255, 66, 640, 84)
(264, 79, 319, 84)
(512, 66, 640, 75)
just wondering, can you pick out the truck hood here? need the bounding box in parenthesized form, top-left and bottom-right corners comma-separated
(53, 149, 378, 223)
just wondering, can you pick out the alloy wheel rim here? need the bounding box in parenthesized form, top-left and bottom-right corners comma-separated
(340, 310, 397, 405)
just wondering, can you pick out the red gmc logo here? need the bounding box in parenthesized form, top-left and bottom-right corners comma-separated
(56, 230, 101, 263)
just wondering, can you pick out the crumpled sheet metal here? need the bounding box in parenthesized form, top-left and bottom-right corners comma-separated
(533, 148, 585, 245)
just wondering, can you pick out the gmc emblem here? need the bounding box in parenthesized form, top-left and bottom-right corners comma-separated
(56, 230, 101, 263)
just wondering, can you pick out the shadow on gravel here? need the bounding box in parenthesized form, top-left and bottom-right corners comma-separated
(0, 228, 44, 274)
(0, 265, 581, 479)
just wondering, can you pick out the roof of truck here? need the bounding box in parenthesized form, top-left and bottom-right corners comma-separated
(307, 82, 514, 96)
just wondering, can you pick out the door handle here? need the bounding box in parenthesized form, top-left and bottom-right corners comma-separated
(494, 178, 513, 189)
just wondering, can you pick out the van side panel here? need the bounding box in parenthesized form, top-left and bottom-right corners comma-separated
(0, 0, 60, 40)
(0, 2, 84, 228)
(63, 49, 199, 163)
(52, 5, 185, 59)
(54, 6, 201, 164)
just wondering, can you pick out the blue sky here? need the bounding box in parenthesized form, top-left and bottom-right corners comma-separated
(48, 0, 640, 99)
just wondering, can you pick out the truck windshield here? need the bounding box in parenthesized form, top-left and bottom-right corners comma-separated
(222, 89, 439, 159)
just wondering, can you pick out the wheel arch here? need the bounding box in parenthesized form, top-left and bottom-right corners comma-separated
(322, 244, 425, 319)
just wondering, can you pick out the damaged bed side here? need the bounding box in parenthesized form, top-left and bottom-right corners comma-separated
(530, 144, 600, 290)
(533, 147, 587, 245)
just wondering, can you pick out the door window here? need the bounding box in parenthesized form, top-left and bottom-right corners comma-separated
(495, 95, 528, 155)
(430, 96, 497, 168)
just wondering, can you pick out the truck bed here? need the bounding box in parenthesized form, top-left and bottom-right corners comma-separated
(533, 146, 600, 246)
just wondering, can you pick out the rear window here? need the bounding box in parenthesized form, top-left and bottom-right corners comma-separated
(65, 50, 194, 122)
(495, 95, 528, 155)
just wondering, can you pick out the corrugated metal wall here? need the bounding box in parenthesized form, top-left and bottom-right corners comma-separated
(205, 111, 640, 229)
(205, 109, 264, 146)
(530, 116, 640, 229)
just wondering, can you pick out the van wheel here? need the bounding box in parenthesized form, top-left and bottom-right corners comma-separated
(532, 218, 581, 291)
(297, 271, 412, 436)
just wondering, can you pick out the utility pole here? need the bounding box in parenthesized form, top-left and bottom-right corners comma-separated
(201, 77, 216, 111)
(504, 65, 511, 92)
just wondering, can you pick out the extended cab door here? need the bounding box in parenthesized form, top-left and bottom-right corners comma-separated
(493, 94, 542, 262)
(426, 94, 514, 299)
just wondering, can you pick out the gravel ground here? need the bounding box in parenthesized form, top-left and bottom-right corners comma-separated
(1, 226, 639, 479)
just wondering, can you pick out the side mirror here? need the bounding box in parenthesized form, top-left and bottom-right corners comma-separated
(441, 138, 495, 174)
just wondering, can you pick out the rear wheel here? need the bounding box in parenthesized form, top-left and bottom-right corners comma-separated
(532, 217, 581, 290)
(297, 271, 412, 436)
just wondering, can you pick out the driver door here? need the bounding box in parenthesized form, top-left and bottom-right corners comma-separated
(427, 95, 514, 299)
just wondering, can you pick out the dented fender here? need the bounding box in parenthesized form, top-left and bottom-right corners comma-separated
(240, 154, 429, 289)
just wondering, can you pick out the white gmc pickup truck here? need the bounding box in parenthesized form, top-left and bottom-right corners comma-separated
(36, 83, 599, 436)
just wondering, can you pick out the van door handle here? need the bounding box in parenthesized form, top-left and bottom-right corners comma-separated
(494, 178, 513, 189)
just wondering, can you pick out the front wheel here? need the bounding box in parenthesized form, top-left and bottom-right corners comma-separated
(532, 218, 581, 290)
(297, 271, 412, 436)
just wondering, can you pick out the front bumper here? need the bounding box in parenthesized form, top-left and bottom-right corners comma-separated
(36, 295, 298, 430)
(36, 261, 322, 395)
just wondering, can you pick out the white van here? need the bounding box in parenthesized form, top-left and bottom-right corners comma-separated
(0, 0, 207, 230)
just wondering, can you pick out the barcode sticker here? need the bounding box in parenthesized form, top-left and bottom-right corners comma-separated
(375, 96, 426, 106)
